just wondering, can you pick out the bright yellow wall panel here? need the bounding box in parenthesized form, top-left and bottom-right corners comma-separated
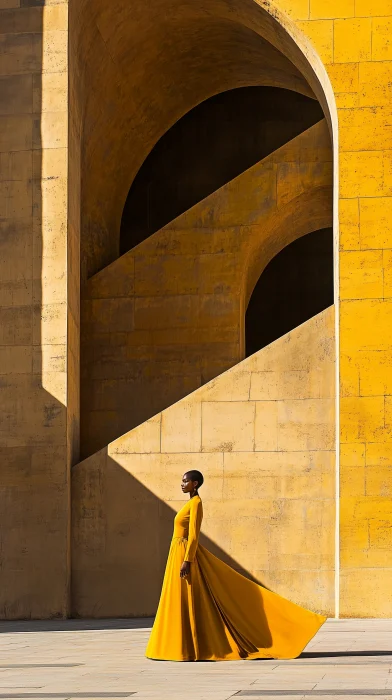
(277, 0, 310, 20)
(339, 107, 392, 152)
(366, 468, 392, 499)
(297, 20, 334, 63)
(340, 251, 383, 300)
(383, 252, 392, 300)
(341, 299, 392, 353)
(369, 520, 392, 549)
(353, 496, 392, 521)
(359, 198, 392, 249)
(327, 63, 358, 94)
(340, 443, 366, 468)
(277, 0, 392, 618)
(340, 396, 385, 443)
(366, 442, 392, 468)
(339, 354, 359, 397)
(357, 350, 392, 397)
(309, 0, 354, 20)
(355, 0, 392, 16)
(341, 569, 392, 617)
(339, 199, 360, 251)
(359, 62, 392, 107)
(335, 93, 360, 108)
(340, 152, 390, 199)
(334, 19, 372, 63)
(372, 18, 392, 61)
(340, 466, 365, 497)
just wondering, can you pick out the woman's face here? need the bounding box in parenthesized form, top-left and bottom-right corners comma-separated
(181, 473, 197, 494)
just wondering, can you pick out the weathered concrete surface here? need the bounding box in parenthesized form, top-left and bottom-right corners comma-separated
(72, 2, 319, 282)
(0, 618, 391, 699)
(2, 0, 392, 622)
(0, 2, 71, 618)
(73, 0, 392, 619)
(80, 120, 332, 458)
(120, 87, 324, 254)
(73, 307, 335, 618)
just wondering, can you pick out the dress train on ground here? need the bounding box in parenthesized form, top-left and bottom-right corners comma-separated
(146, 496, 326, 662)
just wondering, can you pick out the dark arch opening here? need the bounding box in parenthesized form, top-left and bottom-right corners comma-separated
(246, 228, 334, 357)
(120, 86, 324, 255)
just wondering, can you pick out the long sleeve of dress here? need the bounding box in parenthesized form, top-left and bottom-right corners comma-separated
(184, 498, 203, 562)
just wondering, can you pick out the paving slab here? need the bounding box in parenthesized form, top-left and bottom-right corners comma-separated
(0, 619, 391, 699)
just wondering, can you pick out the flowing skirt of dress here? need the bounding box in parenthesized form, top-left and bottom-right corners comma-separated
(146, 537, 326, 662)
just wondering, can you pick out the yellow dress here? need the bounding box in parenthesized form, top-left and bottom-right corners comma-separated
(146, 496, 326, 661)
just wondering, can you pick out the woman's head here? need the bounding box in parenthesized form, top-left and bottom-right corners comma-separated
(181, 470, 204, 494)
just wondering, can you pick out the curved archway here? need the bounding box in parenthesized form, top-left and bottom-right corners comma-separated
(80, 116, 332, 456)
(120, 86, 324, 255)
(69, 0, 338, 282)
(71, 0, 339, 620)
(73, 0, 338, 458)
(246, 227, 334, 356)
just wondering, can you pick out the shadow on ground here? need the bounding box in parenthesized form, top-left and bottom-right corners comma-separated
(300, 650, 392, 659)
(0, 618, 153, 633)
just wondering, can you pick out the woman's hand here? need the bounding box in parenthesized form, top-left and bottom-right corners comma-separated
(180, 561, 191, 579)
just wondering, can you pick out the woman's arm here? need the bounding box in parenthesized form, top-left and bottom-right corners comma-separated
(180, 499, 203, 578)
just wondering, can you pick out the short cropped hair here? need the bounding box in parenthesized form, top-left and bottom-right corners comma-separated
(185, 470, 204, 489)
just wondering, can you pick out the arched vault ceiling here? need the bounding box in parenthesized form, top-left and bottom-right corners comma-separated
(70, 0, 330, 280)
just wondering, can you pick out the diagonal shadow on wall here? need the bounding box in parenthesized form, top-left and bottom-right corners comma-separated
(120, 87, 324, 254)
(71, 455, 272, 619)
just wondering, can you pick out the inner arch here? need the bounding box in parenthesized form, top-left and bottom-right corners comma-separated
(246, 228, 334, 357)
(120, 87, 323, 255)
(72, 0, 337, 461)
(70, 0, 336, 283)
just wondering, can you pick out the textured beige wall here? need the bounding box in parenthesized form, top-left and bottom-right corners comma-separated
(0, 2, 70, 618)
(73, 307, 335, 618)
(0, 0, 336, 620)
(5, 0, 392, 621)
(81, 120, 332, 458)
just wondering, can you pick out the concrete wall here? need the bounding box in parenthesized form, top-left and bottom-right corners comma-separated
(120, 86, 324, 252)
(0, 2, 70, 618)
(2, 0, 392, 620)
(73, 307, 335, 618)
(75, 0, 392, 621)
(81, 121, 332, 458)
(71, 0, 327, 283)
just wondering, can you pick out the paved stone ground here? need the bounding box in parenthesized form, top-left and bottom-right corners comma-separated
(0, 619, 391, 700)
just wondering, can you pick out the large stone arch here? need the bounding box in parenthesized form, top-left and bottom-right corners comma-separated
(69, 0, 340, 618)
(69, 0, 338, 283)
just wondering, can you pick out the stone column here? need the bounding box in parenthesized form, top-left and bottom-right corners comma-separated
(0, 0, 71, 618)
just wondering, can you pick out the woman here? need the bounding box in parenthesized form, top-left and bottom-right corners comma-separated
(146, 470, 326, 662)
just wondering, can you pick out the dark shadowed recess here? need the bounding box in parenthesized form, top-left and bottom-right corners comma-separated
(120, 87, 323, 254)
(246, 228, 334, 357)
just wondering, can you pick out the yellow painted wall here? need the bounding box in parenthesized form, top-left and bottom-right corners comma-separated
(73, 308, 335, 618)
(278, 0, 392, 618)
